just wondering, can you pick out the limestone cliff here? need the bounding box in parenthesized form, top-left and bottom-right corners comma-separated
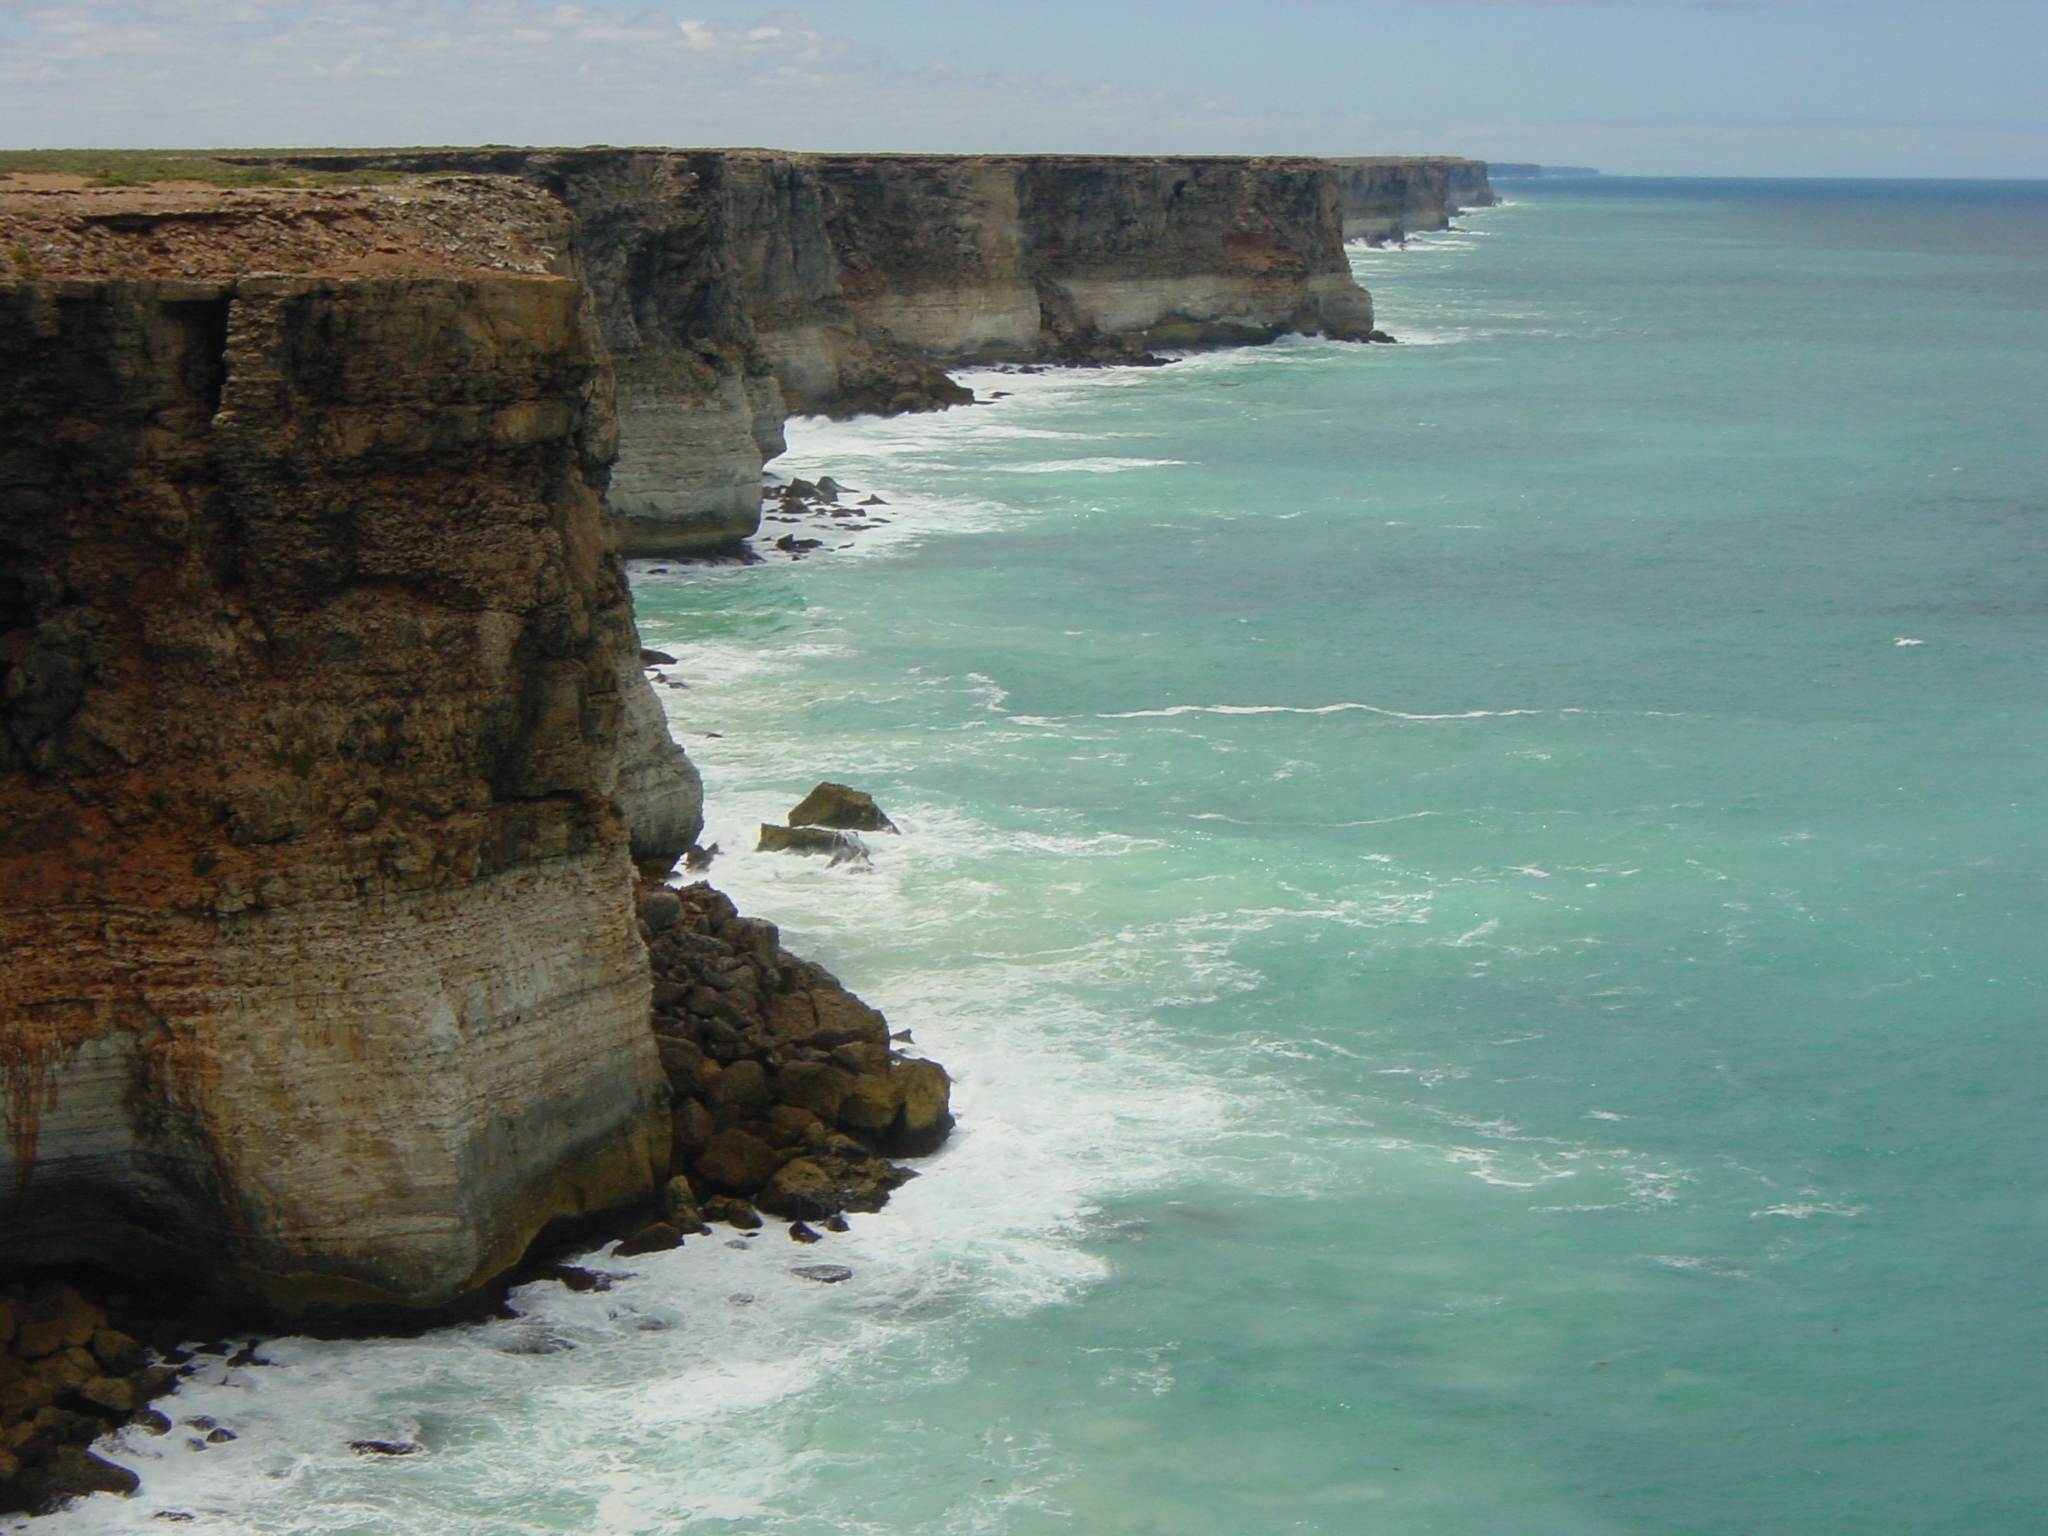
(0, 146, 1476, 1311)
(819, 154, 1379, 366)
(1333, 157, 1496, 244)
(248, 149, 1388, 556)
(0, 180, 701, 1315)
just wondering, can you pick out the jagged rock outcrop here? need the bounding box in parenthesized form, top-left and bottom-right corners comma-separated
(0, 182, 702, 1316)
(1333, 157, 1496, 244)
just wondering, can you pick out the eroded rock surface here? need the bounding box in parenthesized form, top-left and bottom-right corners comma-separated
(238, 149, 1402, 555)
(0, 213, 693, 1314)
(1333, 157, 1497, 245)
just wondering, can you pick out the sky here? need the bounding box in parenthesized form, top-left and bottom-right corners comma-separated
(1, 0, 2044, 178)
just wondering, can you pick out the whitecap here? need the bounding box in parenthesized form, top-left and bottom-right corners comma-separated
(990, 457, 1189, 474)
(1097, 701, 1559, 721)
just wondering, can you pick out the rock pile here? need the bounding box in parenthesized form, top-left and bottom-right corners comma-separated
(634, 882, 953, 1235)
(757, 781, 897, 863)
(0, 1281, 179, 1513)
(758, 475, 894, 557)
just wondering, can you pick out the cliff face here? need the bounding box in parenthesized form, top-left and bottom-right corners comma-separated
(0, 182, 701, 1313)
(1333, 157, 1496, 244)
(255, 150, 1385, 556)
(822, 154, 1378, 365)
(0, 144, 1466, 1324)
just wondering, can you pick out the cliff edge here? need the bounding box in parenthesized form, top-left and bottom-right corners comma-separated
(246, 150, 1388, 557)
(1333, 157, 1496, 244)
(0, 178, 701, 1317)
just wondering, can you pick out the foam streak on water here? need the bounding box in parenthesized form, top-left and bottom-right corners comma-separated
(43, 178, 2048, 1535)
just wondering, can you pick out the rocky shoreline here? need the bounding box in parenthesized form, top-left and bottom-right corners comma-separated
(0, 142, 1481, 1519)
(0, 864, 949, 1518)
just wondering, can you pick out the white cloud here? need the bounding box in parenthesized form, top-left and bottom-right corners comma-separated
(5, 1, 2039, 173)
(0, 2, 1321, 153)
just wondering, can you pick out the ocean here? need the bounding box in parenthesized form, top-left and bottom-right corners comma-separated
(41, 176, 2048, 1535)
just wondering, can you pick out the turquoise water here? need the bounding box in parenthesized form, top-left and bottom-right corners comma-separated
(50, 178, 2048, 1536)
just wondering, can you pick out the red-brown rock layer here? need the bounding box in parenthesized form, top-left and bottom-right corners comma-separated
(0, 243, 687, 1315)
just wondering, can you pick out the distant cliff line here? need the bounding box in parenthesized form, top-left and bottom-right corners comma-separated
(0, 144, 1489, 1333)
(223, 149, 1495, 557)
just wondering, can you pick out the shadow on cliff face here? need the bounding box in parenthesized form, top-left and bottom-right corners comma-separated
(0, 867, 954, 1518)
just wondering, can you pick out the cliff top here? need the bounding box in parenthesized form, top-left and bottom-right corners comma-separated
(0, 174, 567, 282)
(1330, 155, 1489, 167)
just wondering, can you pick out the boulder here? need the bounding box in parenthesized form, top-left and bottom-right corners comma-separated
(615, 1223, 684, 1257)
(837, 1073, 904, 1136)
(655, 1037, 707, 1098)
(12, 1285, 99, 1360)
(88, 1331, 146, 1378)
(829, 1040, 890, 1075)
(704, 1059, 773, 1122)
(761, 1104, 823, 1147)
(885, 1059, 955, 1157)
(763, 989, 890, 1053)
(696, 1129, 788, 1193)
(719, 916, 782, 968)
(32, 1446, 138, 1508)
(787, 782, 897, 834)
(638, 889, 683, 934)
(772, 1061, 854, 1121)
(700, 1195, 763, 1230)
(659, 1178, 710, 1234)
(755, 1152, 912, 1219)
(671, 1097, 715, 1163)
(76, 1375, 140, 1414)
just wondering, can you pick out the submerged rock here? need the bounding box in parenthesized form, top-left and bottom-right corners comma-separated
(790, 1265, 853, 1285)
(757, 824, 870, 864)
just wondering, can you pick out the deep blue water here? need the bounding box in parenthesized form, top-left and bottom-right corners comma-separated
(50, 177, 2048, 1536)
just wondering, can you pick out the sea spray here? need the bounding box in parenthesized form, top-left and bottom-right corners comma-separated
(42, 176, 2048, 1535)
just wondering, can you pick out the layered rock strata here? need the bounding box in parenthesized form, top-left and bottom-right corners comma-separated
(1333, 157, 1496, 244)
(245, 149, 1392, 556)
(0, 182, 702, 1317)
